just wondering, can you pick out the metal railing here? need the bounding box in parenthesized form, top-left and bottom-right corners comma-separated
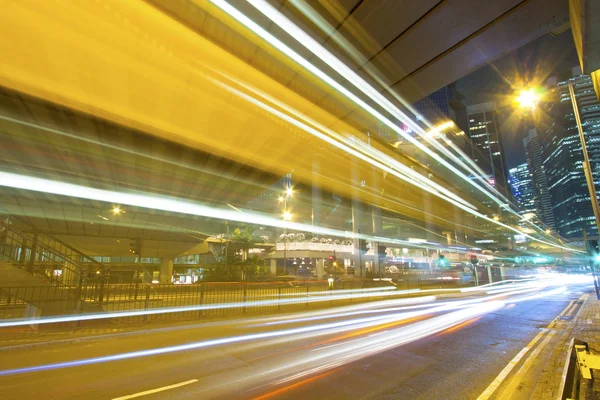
(0, 280, 396, 325)
(0, 219, 103, 304)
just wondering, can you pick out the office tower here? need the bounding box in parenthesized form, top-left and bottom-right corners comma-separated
(413, 83, 471, 136)
(522, 129, 556, 229)
(539, 67, 600, 239)
(508, 163, 536, 216)
(467, 102, 510, 195)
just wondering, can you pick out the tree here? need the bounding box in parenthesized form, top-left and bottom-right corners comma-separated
(206, 225, 268, 281)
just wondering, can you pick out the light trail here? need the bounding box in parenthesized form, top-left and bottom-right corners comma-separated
(0, 304, 465, 377)
(0, 275, 570, 329)
(210, 69, 476, 211)
(0, 285, 411, 328)
(222, 0, 515, 212)
(250, 369, 340, 400)
(207, 0, 575, 251)
(209, 76, 481, 215)
(0, 282, 581, 388)
(205, 73, 578, 252)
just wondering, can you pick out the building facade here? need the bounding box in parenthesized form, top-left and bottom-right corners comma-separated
(412, 83, 471, 136)
(522, 129, 556, 229)
(466, 102, 510, 196)
(539, 67, 600, 239)
(508, 163, 536, 216)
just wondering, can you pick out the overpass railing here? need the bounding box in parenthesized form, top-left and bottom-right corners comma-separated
(0, 219, 102, 304)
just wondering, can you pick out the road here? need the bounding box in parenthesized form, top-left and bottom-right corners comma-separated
(0, 276, 592, 400)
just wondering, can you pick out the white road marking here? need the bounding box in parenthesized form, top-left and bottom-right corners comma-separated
(477, 294, 586, 400)
(111, 379, 198, 400)
(476, 328, 549, 400)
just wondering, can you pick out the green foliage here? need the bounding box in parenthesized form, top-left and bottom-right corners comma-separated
(204, 225, 268, 281)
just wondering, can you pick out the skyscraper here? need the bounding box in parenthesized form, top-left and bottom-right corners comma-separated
(467, 102, 509, 195)
(508, 163, 536, 216)
(522, 129, 555, 229)
(538, 67, 600, 239)
(412, 83, 471, 136)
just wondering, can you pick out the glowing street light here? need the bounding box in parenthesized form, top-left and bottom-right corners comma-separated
(516, 89, 540, 110)
(283, 211, 292, 221)
(545, 229, 551, 234)
(112, 206, 122, 215)
(278, 196, 284, 202)
(285, 187, 293, 197)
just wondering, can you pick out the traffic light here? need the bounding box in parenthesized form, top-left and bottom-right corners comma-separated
(329, 251, 338, 266)
(129, 237, 142, 256)
(469, 255, 478, 265)
(588, 240, 600, 269)
(438, 254, 446, 268)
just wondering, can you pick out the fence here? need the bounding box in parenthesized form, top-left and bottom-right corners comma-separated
(0, 280, 400, 326)
(0, 265, 544, 329)
(0, 220, 102, 289)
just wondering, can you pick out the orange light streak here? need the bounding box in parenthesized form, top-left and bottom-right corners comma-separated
(437, 317, 482, 336)
(312, 315, 430, 347)
(251, 369, 339, 400)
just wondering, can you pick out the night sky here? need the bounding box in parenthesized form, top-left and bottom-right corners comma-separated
(455, 30, 579, 169)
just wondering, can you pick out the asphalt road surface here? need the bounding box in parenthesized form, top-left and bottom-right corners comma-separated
(0, 276, 592, 400)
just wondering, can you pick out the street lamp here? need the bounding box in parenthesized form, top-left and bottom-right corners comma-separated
(280, 185, 294, 274)
(516, 89, 540, 110)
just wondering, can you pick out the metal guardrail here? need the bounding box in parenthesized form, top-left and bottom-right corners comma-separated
(559, 338, 600, 400)
(0, 280, 396, 325)
(0, 220, 103, 304)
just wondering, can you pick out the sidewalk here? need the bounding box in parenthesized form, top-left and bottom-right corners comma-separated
(486, 291, 600, 399)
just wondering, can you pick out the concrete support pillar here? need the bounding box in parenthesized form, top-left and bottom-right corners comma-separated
(312, 155, 323, 227)
(371, 206, 383, 277)
(500, 265, 506, 281)
(487, 265, 493, 284)
(18, 237, 27, 265)
(423, 192, 438, 242)
(351, 199, 362, 278)
(316, 258, 324, 280)
(270, 259, 277, 276)
(160, 258, 173, 284)
(27, 232, 38, 272)
(442, 231, 452, 245)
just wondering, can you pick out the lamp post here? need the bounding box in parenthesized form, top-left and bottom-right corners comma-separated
(279, 187, 293, 274)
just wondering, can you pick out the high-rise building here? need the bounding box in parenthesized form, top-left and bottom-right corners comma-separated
(508, 163, 536, 216)
(538, 67, 600, 239)
(466, 102, 509, 195)
(413, 83, 471, 137)
(522, 129, 556, 229)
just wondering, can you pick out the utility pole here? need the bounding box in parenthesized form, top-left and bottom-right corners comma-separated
(130, 235, 143, 299)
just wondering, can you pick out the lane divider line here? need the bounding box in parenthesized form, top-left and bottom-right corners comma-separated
(111, 379, 198, 400)
(476, 328, 549, 400)
(477, 293, 587, 400)
(495, 331, 556, 398)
